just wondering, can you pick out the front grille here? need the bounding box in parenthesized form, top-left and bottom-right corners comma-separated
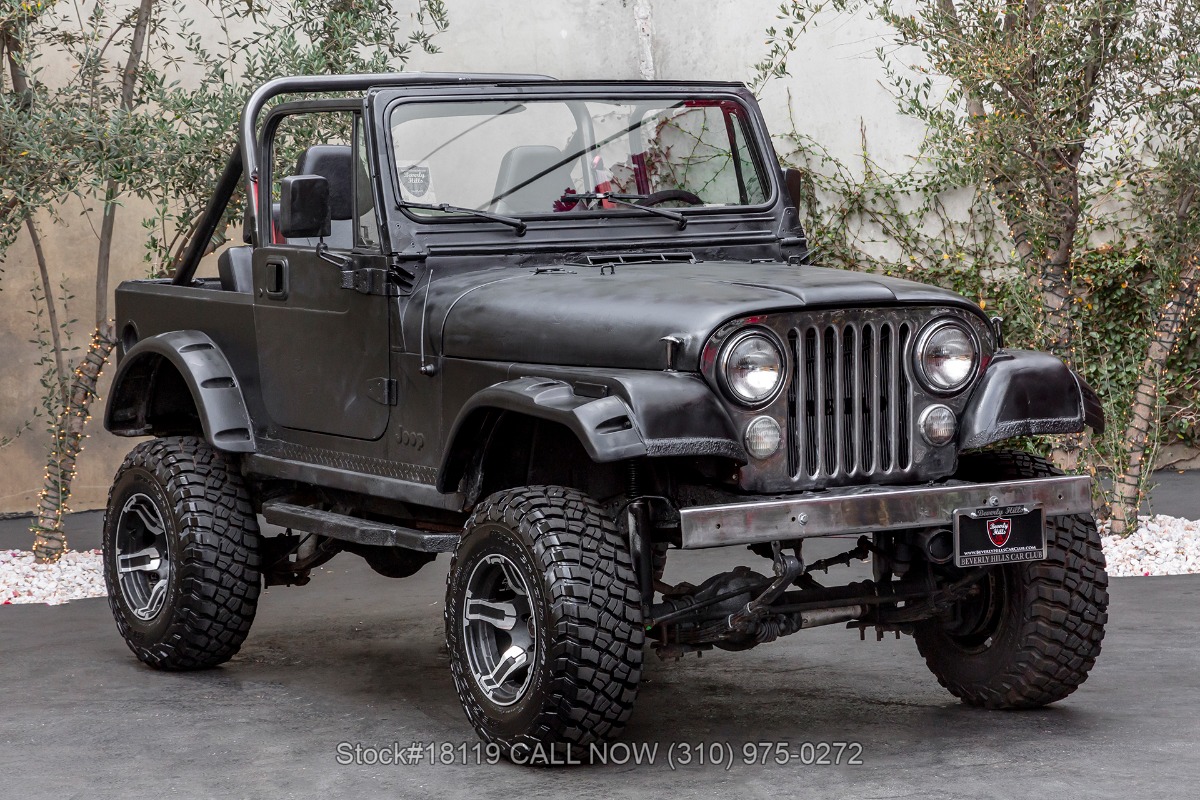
(786, 317, 913, 481)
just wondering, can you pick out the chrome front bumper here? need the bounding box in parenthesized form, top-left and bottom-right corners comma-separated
(679, 475, 1093, 549)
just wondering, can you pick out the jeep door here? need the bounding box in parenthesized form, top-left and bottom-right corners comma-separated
(251, 108, 392, 441)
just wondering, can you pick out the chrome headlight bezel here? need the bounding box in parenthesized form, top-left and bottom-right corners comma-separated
(917, 403, 957, 446)
(717, 328, 786, 407)
(913, 318, 980, 395)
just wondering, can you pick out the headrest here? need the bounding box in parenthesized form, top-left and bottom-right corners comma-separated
(295, 145, 353, 220)
(491, 145, 572, 213)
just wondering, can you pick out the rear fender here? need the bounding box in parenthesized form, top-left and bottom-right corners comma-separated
(104, 330, 255, 452)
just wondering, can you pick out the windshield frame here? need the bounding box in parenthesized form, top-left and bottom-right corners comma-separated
(378, 87, 780, 232)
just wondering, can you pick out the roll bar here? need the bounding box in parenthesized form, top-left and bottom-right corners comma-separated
(238, 72, 553, 247)
(173, 72, 554, 284)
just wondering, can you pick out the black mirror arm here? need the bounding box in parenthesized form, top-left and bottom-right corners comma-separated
(315, 240, 353, 268)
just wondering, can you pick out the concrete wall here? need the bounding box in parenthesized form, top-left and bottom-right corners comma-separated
(0, 198, 156, 514)
(399, 0, 922, 168)
(0, 0, 911, 515)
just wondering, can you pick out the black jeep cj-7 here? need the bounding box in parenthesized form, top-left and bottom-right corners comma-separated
(101, 73, 1108, 755)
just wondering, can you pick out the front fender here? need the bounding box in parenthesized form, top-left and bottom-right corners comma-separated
(609, 370, 744, 458)
(438, 371, 743, 491)
(451, 376, 648, 465)
(959, 349, 1104, 451)
(104, 330, 255, 453)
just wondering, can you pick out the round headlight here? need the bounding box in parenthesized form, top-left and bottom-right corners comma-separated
(720, 331, 784, 405)
(915, 320, 978, 393)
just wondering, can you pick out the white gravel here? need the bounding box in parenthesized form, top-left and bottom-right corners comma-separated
(0, 514, 1196, 605)
(0, 549, 108, 605)
(1101, 515, 1200, 577)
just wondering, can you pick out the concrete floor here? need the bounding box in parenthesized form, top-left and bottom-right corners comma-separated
(1, 474, 1198, 798)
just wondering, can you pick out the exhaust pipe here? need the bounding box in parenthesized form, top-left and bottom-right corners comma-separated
(914, 528, 954, 564)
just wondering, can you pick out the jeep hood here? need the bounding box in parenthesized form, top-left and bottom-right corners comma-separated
(434, 260, 981, 371)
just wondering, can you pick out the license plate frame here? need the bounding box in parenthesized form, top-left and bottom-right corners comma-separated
(953, 503, 1046, 568)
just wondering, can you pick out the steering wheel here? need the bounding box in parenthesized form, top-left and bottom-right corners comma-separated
(637, 189, 704, 207)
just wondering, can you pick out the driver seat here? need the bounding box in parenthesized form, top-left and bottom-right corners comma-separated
(490, 145, 574, 215)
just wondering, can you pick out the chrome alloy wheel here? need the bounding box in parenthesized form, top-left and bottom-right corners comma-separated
(462, 552, 538, 706)
(113, 492, 172, 621)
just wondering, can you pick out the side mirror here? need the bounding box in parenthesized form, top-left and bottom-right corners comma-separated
(279, 174, 331, 238)
(783, 167, 806, 211)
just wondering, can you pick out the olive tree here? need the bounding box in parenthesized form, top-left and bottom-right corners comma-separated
(2, 0, 448, 560)
(1103, 1, 1200, 533)
(756, 0, 1199, 530)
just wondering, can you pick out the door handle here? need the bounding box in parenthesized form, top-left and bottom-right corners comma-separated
(264, 259, 289, 300)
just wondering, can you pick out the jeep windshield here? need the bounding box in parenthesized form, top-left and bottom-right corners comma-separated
(387, 96, 770, 222)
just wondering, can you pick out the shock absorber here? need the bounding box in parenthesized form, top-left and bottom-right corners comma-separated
(625, 459, 652, 617)
(627, 459, 642, 499)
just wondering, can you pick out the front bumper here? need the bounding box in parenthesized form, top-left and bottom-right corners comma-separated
(679, 475, 1092, 549)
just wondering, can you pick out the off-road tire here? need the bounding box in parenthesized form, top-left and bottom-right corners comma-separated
(103, 436, 261, 670)
(445, 486, 644, 758)
(914, 450, 1108, 708)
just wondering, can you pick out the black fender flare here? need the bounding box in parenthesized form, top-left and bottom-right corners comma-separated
(959, 349, 1105, 451)
(438, 372, 743, 492)
(104, 330, 255, 453)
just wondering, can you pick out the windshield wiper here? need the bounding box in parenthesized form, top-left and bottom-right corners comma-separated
(564, 192, 688, 230)
(396, 200, 527, 236)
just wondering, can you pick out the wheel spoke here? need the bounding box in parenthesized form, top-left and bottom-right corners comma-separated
(118, 546, 162, 574)
(498, 558, 528, 596)
(125, 497, 165, 537)
(136, 578, 169, 620)
(478, 644, 528, 693)
(464, 598, 519, 631)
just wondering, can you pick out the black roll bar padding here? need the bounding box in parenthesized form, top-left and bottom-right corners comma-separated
(237, 72, 555, 247)
(172, 148, 244, 286)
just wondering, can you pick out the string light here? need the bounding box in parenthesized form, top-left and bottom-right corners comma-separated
(31, 325, 114, 564)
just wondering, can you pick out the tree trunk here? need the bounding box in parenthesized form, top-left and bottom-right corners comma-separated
(94, 0, 155, 325)
(94, 183, 120, 326)
(25, 214, 67, 407)
(31, 0, 155, 561)
(2, 43, 32, 242)
(1109, 253, 1200, 535)
(3, 30, 31, 97)
(30, 323, 116, 561)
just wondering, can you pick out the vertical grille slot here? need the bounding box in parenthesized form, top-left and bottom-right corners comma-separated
(822, 327, 837, 475)
(879, 324, 893, 471)
(786, 329, 800, 478)
(802, 328, 818, 477)
(898, 323, 912, 469)
(785, 312, 915, 484)
(841, 326, 855, 476)
(860, 324, 874, 473)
